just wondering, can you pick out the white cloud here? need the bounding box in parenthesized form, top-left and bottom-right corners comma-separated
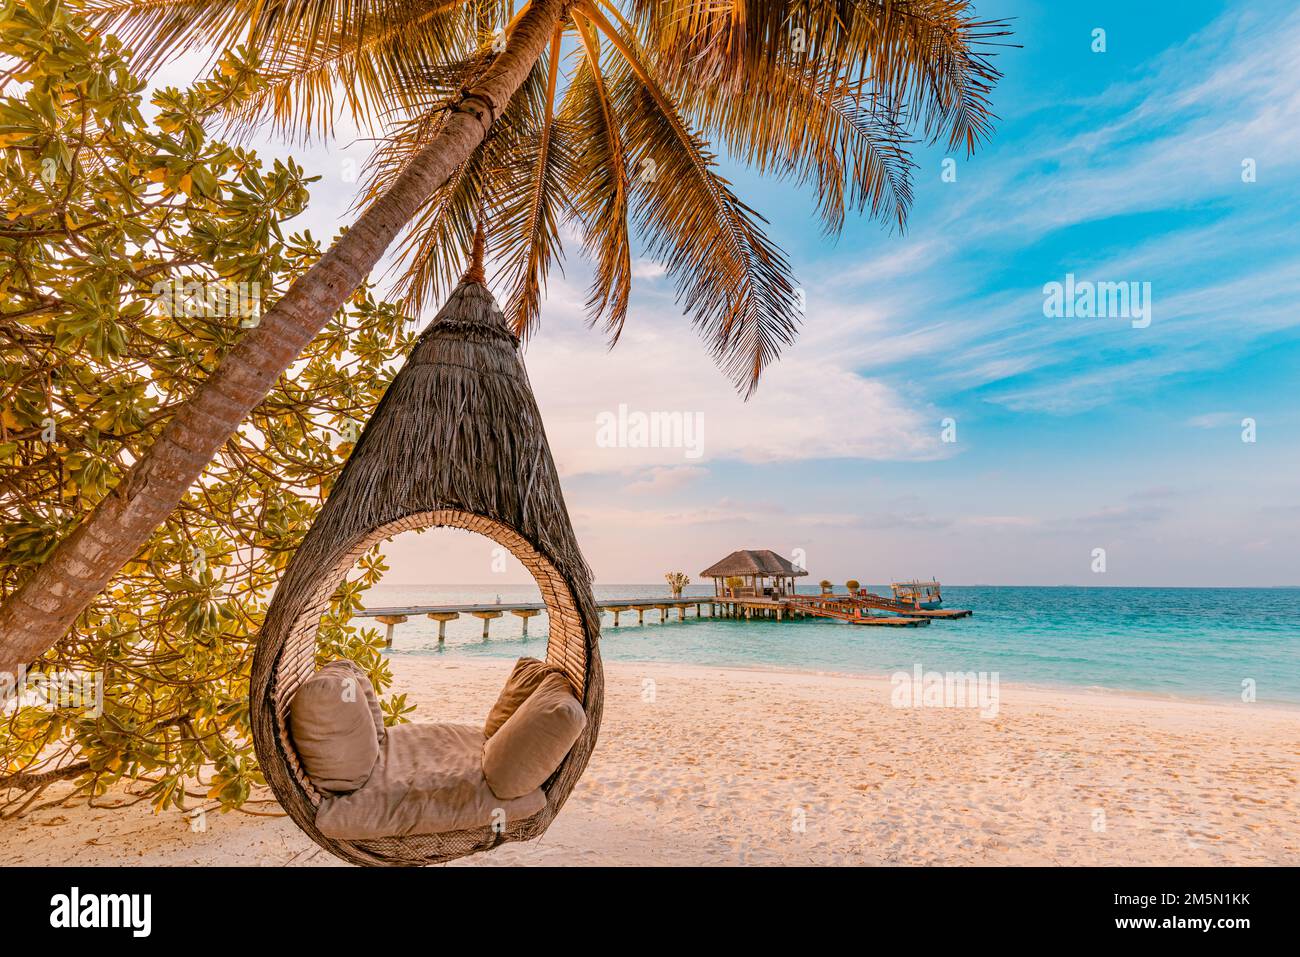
(623, 465, 709, 494)
(960, 515, 1040, 529)
(1186, 412, 1242, 430)
(571, 501, 775, 529)
(630, 258, 667, 280)
(522, 271, 949, 476)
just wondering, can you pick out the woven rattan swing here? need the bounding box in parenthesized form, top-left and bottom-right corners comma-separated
(250, 233, 603, 866)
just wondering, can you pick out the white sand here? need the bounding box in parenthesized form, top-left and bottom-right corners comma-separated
(2, 658, 1296, 866)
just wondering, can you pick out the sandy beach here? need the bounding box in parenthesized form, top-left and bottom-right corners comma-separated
(2, 658, 1295, 866)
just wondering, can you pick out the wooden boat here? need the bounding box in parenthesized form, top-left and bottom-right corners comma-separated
(891, 579, 944, 610)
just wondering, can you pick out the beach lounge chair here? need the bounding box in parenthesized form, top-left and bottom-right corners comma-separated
(249, 231, 603, 866)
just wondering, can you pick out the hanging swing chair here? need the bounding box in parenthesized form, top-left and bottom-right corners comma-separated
(250, 234, 603, 866)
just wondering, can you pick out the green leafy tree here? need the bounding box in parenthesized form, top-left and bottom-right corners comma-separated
(0, 11, 413, 813)
(664, 571, 689, 597)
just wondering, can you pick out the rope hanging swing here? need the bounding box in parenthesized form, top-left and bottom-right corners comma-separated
(250, 226, 603, 866)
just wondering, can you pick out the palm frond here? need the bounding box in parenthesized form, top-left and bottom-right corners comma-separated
(623, 0, 1011, 155)
(492, 27, 573, 340)
(83, 0, 254, 67)
(563, 10, 631, 341)
(85, 1, 495, 138)
(363, 51, 548, 317)
(584, 2, 800, 397)
(839, 0, 1011, 154)
(220, 2, 480, 139)
(673, 58, 916, 234)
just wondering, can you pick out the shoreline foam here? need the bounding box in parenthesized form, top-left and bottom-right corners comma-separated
(390, 647, 1300, 711)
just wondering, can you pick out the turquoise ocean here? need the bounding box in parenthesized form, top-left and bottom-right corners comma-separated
(363, 584, 1300, 706)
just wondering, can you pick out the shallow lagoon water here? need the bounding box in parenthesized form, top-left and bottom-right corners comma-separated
(365, 584, 1300, 705)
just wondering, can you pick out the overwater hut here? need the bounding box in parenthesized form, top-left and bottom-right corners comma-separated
(700, 549, 807, 599)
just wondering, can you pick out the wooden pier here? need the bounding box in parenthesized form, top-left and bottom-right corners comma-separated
(695, 549, 969, 627)
(355, 589, 973, 645)
(708, 595, 930, 627)
(356, 597, 716, 646)
(777, 595, 932, 626)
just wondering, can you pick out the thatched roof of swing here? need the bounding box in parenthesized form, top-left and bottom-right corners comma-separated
(700, 549, 807, 579)
(279, 276, 598, 624)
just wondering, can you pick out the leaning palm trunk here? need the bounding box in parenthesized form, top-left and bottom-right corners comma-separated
(0, 0, 570, 675)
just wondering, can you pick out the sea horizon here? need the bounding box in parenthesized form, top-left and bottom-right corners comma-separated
(373, 582, 1300, 590)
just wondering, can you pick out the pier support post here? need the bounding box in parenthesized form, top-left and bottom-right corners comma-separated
(375, 615, 408, 648)
(510, 608, 540, 638)
(638, 608, 644, 626)
(426, 611, 459, 643)
(470, 610, 503, 640)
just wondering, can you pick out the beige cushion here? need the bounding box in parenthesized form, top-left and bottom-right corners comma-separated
(346, 661, 387, 746)
(289, 660, 382, 794)
(307, 660, 385, 743)
(315, 723, 546, 839)
(483, 657, 566, 738)
(483, 673, 586, 800)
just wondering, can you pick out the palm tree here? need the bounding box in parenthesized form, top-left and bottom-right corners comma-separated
(0, 0, 1009, 672)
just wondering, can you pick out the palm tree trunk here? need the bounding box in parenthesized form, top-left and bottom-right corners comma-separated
(0, 0, 570, 676)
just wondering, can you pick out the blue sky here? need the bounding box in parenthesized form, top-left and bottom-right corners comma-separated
(167, 1, 1300, 586)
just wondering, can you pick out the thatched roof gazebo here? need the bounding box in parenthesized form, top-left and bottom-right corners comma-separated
(700, 549, 807, 598)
